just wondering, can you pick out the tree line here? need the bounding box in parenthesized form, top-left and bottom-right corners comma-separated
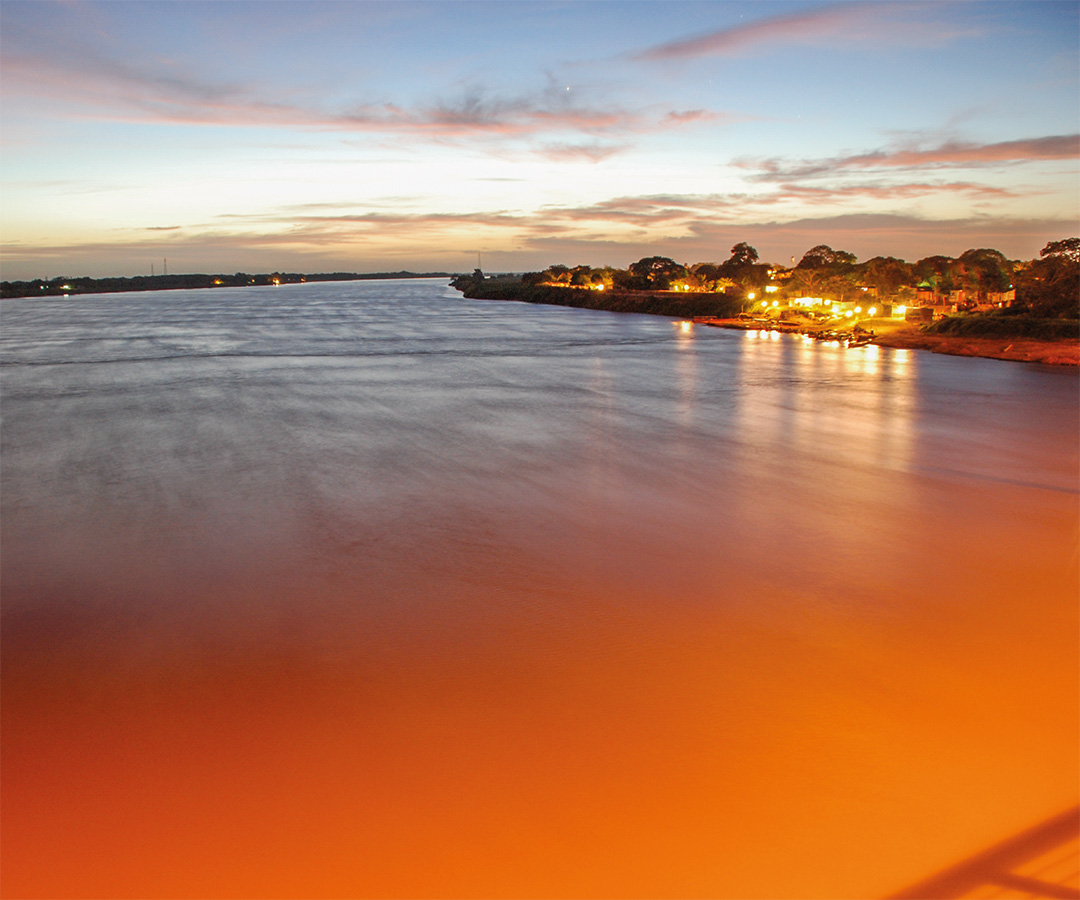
(0, 270, 453, 299)
(517, 238, 1079, 319)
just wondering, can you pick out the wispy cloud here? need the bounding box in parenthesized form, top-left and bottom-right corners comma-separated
(768, 181, 1019, 201)
(536, 179, 1018, 228)
(663, 109, 720, 125)
(535, 142, 629, 163)
(1, 48, 646, 141)
(634, 2, 980, 61)
(744, 134, 1080, 180)
(521, 212, 1075, 268)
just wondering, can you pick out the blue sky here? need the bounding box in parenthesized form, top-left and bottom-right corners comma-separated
(1, 0, 1077, 278)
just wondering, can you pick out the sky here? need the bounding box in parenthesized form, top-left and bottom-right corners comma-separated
(1, 0, 1077, 279)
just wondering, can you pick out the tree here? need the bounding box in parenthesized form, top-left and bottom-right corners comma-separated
(914, 256, 957, 294)
(627, 256, 689, 290)
(822, 272, 857, 303)
(1015, 250, 1080, 317)
(546, 264, 572, 284)
(570, 265, 593, 286)
(1040, 238, 1080, 263)
(691, 263, 736, 293)
(796, 245, 856, 270)
(718, 243, 764, 291)
(728, 242, 759, 266)
(790, 267, 825, 294)
(956, 248, 1012, 296)
(857, 256, 914, 296)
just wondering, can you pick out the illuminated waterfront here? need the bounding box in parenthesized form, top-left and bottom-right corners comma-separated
(2, 279, 1077, 898)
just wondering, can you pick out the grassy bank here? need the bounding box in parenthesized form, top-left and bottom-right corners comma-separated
(925, 313, 1079, 341)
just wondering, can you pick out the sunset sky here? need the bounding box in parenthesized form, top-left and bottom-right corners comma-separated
(1, 0, 1077, 279)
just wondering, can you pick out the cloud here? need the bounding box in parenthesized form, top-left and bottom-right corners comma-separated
(663, 109, 720, 125)
(522, 212, 1075, 268)
(536, 179, 1017, 228)
(634, 2, 978, 61)
(535, 142, 628, 163)
(769, 181, 1018, 201)
(2, 48, 641, 141)
(745, 134, 1080, 180)
(4, 207, 1073, 280)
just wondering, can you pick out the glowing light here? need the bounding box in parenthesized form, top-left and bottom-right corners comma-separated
(680, 321, 692, 333)
(854, 307, 862, 314)
(772, 301, 779, 307)
(760, 300, 768, 307)
(894, 305, 906, 317)
(765, 285, 778, 293)
(595, 283, 605, 291)
(747, 292, 756, 301)
(868, 307, 877, 316)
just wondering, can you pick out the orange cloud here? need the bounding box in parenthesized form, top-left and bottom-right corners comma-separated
(745, 135, 1080, 180)
(634, 2, 976, 61)
(535, 142, 628, 163)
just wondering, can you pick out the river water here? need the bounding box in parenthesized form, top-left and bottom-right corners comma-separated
(2, 278, 1077, 898)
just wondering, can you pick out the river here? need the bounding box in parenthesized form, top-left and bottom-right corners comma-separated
(2, 278, 1077, 898)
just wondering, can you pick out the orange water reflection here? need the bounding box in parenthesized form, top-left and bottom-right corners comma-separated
(2, 325, 1077, 899)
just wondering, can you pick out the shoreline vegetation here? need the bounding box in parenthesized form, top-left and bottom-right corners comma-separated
(0, 270, 451, 299)
(450, 240, 1080, 367)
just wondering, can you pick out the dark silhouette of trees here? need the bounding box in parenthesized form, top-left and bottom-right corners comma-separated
(626, 256, 689, 290)
(787, 245, 857, 298)
(857, 256, 914, 294)
(1041, 237, 1080, 263)
(914, 256, 958, 294)
(1015, 241, 1080, 317)
(546, 265, 572, 284)
(797, 245, 856, 270)
(690, 263, 736, 293)
(955, 249, 1012, 295)
(726, 242, 759, 267)
(715, 242, 763, 292)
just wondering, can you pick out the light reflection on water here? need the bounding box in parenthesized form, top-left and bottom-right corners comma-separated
(1, 279, 1077, 898)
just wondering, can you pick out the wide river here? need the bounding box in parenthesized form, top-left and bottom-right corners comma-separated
(2, 278, 1077, 898)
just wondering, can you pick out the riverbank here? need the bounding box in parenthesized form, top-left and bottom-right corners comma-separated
(452, 278, 744, 319)
(696, 316, 1079, 366)
(873, 327, 1080, 366)
(454, 280, 1079, 367)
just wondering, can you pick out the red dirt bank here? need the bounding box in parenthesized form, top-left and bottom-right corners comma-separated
(872, 325, 1078, 366)
(700, 318, 1079, 367)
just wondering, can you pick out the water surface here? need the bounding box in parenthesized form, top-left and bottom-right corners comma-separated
(2, 279, 1077, 898)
